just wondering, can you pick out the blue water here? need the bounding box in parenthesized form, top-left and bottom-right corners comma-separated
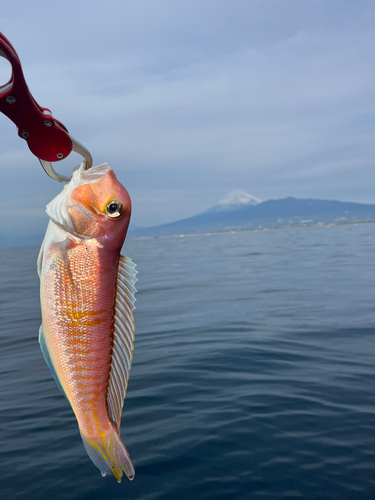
(1, 223, 375, 499)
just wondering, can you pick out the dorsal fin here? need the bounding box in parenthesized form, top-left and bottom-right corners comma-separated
(107, 255, 138, 430)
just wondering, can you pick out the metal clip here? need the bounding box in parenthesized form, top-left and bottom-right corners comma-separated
(0, 32, 92, 182)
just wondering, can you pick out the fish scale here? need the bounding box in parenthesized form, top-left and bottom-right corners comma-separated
(41, 239, 115, 435)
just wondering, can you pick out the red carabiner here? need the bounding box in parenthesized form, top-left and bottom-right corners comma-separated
(0, 33, 92, 182)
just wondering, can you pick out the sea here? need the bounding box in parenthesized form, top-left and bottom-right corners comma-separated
(0, 222, 375, 500)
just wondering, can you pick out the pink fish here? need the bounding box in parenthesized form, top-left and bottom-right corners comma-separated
(38, 162, 137, 482)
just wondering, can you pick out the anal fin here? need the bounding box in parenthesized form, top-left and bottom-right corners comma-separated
(39, 324, 67, 398)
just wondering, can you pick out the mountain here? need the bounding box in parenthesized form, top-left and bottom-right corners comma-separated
(205, 190, 262, 213)
(130, 197, 375, 238)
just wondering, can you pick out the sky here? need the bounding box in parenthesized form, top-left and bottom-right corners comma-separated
(1, 0, 375, 242)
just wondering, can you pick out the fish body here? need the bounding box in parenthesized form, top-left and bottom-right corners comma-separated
(38, 162, 137, 482)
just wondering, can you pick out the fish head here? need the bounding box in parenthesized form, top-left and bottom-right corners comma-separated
(46, 162, 131, 249)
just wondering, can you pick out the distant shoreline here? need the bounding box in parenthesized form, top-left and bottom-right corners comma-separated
(128, 219, 375, 241)
(1, 219, 374, 249)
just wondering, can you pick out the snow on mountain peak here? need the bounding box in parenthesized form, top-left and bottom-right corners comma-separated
(205, 190, 262, 214)
(218, 190, 262, 207)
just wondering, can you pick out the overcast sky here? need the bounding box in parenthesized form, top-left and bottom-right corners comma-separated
(1, 0, 375, 241)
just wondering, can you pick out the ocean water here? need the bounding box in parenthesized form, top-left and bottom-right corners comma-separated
(1, 223, 375, 499)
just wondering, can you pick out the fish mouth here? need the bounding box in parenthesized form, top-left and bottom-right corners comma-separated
(79, 162, 112, 183)
(46, 162, 111, 238)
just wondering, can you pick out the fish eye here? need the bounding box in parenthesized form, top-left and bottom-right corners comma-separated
(105, 200, 123, 218)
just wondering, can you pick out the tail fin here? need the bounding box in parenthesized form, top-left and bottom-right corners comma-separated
(80, 427, 135, 482)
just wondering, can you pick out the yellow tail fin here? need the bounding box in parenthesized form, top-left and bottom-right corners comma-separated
(80, 427, 135, 482)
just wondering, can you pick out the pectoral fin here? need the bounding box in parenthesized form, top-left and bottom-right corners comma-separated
(37, 236, 46, 278)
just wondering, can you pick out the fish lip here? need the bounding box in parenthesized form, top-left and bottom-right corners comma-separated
(80, 162, 112, 182)
(45, 162, 111, 239)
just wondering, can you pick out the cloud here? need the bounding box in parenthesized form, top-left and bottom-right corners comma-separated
(1, 0, 375, 236)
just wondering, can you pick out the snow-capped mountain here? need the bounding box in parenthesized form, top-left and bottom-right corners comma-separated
(129, 197, 375, 238)
(206, 190, 262, 213)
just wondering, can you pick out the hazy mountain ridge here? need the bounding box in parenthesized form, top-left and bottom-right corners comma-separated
(130, 197, 375, 238)
(3, 197, 375, 247)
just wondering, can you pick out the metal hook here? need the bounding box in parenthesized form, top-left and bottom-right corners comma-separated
(39, 137, 93, 183)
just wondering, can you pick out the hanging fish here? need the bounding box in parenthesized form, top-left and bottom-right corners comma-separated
(37, 161, 137, 482)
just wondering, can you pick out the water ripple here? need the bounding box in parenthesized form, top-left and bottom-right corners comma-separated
(1, 224, 375, 499)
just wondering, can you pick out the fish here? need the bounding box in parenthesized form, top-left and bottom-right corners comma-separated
(37, 161, 137, 482)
